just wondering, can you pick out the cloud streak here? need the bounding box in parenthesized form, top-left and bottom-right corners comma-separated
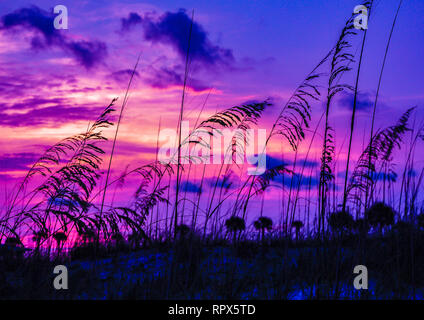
(338, 91, 374, 112)
(0, 153, 39, 172)
(144, 65, 209, 92)
(0, 103, 106, 127)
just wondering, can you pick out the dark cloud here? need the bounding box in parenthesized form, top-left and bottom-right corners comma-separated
(1, 6, 59, 43)
(272, 173, 319, 189)
(0, 74, 58, 98)
(373, 171, 397, 182)
(0, 73, 99, 102)
(0, 173, 16, 181)
(110, 69, 140, 82)
(178, 181, 202, 193)
(206, 172, 240, 190)
(339, 91, 374, 112)
(0, 6, 107, 69)
(253, 155, 319, 170)
(337, 170, 397, 182)
(407, 169, 416, 177)
(65, 40, 107, 69)
(65, 86, 102, 94)
(299, 159, 319, 168)
(0, 153, 39, 172)
(121, 12, 143, 31)
(250, 155, 319, 189)
(262, 155, 288, 168)
(121, 9, 234, 67)
(144, 65, 209, 91)
(0, 89, 109, 127)
(0, 103, 105, 127)
(4, 96, 67, 110)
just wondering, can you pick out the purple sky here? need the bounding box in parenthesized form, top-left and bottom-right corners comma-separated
(0, 0, 423, 225)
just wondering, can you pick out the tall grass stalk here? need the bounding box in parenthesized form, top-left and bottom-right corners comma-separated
(99, 55, 141, 217)
(342, 1, 373, 213)
(367, 0, 403, 208)
(174, 10, 194, 238)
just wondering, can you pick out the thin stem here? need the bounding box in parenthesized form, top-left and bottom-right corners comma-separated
(342, 1, 373, 212)
(174, 10, 194, 238)
(99, 54, 141, 219)
(367, 0, 403, 208)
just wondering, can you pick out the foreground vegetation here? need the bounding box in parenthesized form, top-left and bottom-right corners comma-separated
(2, 218, 424, 300)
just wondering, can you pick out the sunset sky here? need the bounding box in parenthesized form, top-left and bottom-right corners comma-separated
(0, 0, 423, 221)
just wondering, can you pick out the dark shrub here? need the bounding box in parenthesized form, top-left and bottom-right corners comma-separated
(175, 224, 191, 240)
(253, 216, 273, 242)
(4, 237, 23, 247)
(225, 216, 246, 245)
(365, 202, 395, 232)
(353, 218, 370, 237)
(53, 232, 67, 249)
(328, 211, 354, 234)
(417, 214, 424, 230)
(292, 220, 304, 241)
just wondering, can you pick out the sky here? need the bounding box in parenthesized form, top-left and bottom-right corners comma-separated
(0, 0, 423, 228)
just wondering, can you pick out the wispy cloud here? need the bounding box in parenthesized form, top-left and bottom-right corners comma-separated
(338, 91, 374, 112)
(178, 181, 202, 193)
(143, 65, 209, 92)
(0, 102, 105, 127)
(0, 152, 40, 172)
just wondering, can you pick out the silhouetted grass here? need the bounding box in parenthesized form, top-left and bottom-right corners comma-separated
(1, 1, 422, 300)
